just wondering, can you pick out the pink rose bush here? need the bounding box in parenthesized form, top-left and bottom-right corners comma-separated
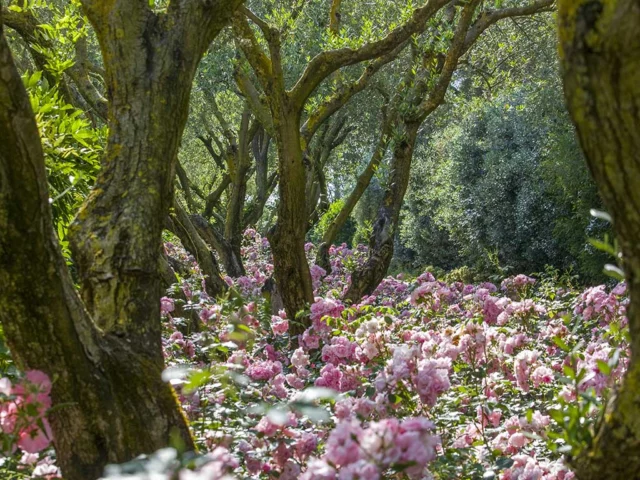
(148, 233, 628, 479)
(2, 231, 626, 479)
(0, 370, 59, 478)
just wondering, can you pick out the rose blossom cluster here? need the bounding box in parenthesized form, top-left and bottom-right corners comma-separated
(301, 417, 440, 480)
(1, 371, 54, 456)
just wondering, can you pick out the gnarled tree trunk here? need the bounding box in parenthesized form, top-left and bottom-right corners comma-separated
(559, 1, 640, 478)
(0, 1, 242, 478)
(270, 114, 315, 335)
(0, 19, 193, 479)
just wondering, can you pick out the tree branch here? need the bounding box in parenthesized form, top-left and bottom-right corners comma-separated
(329, 0, 343, 35)
(289, 0, 450, 109)
(300, 42, 406, 146)
(204, 174, 233, 218)
(414, 0, 481, 120)
(463, 0, 555, 53)
(234, 64, 274, 133)
(66, 36, 108, 121)
(232, 12, 272, 90)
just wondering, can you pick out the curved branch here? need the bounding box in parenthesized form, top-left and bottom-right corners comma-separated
(413, 0, 482, 120)
(235, 65, 274, 133)
(300, 41, 406, 146)
(232, 12, 272, 89)
(204, 174, 233, 218)
(289, 0, 450, 109)
(463, 0, 555, 52)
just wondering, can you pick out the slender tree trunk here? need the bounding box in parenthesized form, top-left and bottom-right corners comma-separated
(223, 114, 252, 277)
(316, 123, 391, 271)
(344, 122, 419, 303)
(168, 202, 228, 297)
(270, 113, 315, 334)
(253, 126, 271, 207)
(224, 162, 249, 275)
(559, 1, 640, 478)
(244, 129, 274, 227)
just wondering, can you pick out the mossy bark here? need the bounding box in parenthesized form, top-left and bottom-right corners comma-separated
(0, 1, 243, 478)
(0, 22, 193, 479)
(558, 0, 640, 478)
(270, 111, 315, 334)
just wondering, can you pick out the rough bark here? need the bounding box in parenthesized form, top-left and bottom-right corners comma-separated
(269, 111, 315, 335)
(0, 1, 243, 477)
(0, 17, 193, 479)
(69, 0, 240, 347)
(558, 0, 640, 478)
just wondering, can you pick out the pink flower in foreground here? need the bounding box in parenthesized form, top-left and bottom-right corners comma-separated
(414, 357, 451, 407)
(17, 419, 53, 454)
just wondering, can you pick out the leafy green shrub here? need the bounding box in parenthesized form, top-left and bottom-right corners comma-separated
(25, 71, 104, 259)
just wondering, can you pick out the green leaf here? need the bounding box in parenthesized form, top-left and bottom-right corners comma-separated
(588, 238, 617, 256)
(184, 369, 212, 393)
(603, 264, 625, 281)
(553, 336, 571, 352)
(596, 360, 611, 376)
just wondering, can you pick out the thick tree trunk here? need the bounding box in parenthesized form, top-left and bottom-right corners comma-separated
(558, 1, 640, 478)
(168, 202, 228, 297)
(344, 122, 419, 303)
(0, 24, 193, 479)
(1, 2, 243, 477)
(316, 122, 391, 271)
(270, 114, 315, 334)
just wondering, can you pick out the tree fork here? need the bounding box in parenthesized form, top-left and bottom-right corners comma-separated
(0, 1, 244, 477)
(0, 14, 195, 478)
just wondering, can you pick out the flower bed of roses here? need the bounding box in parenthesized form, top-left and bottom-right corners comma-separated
(0, 229, 629, 479)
